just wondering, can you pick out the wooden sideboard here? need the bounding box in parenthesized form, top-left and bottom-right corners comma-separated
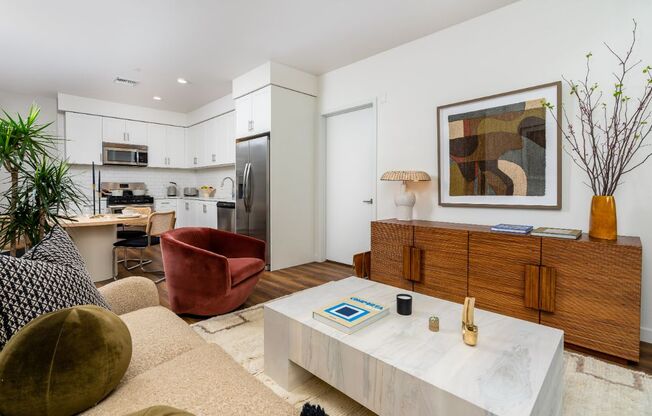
(370, 219, 643, 361)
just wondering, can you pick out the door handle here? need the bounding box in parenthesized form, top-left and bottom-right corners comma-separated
(362, 198, 373, 204)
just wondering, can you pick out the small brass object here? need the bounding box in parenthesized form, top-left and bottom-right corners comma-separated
(429, 316, 439, 332)
(462, 297, 478, 346)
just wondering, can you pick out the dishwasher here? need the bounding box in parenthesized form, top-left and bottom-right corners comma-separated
(216, 201, 235, 232)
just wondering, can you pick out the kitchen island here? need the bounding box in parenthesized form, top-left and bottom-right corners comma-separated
(61, 214, 147, 282)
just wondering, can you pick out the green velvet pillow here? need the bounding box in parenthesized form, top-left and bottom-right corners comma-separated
(0, 305, 132, 416)
(124, 405, 195, 416)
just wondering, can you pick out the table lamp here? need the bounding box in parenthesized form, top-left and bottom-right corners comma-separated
(380, 170, 431, 220)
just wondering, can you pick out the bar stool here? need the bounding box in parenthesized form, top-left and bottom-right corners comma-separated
(113, 211, 176, 280)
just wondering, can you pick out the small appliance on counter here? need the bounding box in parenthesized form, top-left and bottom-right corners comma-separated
(183, 187, 198, 197)
(167, 182, 178, 197)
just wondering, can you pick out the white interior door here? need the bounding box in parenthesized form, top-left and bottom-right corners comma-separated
(325, 105, 375, 265)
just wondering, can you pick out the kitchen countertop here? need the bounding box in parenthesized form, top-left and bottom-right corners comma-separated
(61, 214, 148, 228)
(155, 196, 235, 203)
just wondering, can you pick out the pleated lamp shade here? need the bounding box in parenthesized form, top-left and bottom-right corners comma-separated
(380, 170, 431, 182)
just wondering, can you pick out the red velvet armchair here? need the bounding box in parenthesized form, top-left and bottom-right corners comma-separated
(160, 227, 266, 315)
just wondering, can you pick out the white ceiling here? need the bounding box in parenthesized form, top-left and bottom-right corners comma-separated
(0, 0, 517, 112)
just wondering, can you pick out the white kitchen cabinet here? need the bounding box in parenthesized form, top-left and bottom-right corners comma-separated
(102, 117, 147, 145)
(204, 117, 220, 166)
(166, 126, 186, 168)
(235, 86, 271, 138)
(147, 124, 167, 167)
(196, 200, 217, 228)
(177, 199, 195, 228)
(65, 112, 103, 165)
(154, 198, 178, 215)
(218, 112, 236, 165)
(147, 124, 186, 168)
(102, 117, 126, 143)
(186, 123, 206, 168)
(174, 199, 217, 228)
(125, 120, 148, 145)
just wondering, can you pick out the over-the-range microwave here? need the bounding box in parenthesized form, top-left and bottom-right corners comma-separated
(102, 143, 148, 166)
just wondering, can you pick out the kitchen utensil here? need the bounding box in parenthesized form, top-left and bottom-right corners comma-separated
(167, 182, 178, 197)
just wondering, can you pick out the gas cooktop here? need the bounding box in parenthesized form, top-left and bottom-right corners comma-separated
(106, 195, 154, 206)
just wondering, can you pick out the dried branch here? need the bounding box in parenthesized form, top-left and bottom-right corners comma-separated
(545, 20, 652, 196)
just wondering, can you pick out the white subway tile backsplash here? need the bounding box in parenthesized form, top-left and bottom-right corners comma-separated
(70, 164, 235, 201)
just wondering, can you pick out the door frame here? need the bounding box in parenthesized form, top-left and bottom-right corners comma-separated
(317, 98, 378, 263)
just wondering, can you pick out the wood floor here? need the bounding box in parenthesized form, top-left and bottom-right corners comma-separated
(104, 245, 652, 375)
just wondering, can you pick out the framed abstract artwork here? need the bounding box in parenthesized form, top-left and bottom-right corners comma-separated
(437, 81, 562, 209)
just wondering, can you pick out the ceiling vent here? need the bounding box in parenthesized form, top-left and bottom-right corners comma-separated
(113, 76, 139, 87)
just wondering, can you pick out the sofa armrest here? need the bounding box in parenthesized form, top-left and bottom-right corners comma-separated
(98, 276, 160, 315)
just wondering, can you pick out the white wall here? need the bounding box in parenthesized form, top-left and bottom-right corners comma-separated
(186, 94, 235, 126)
(318, 0, 652, 341)
(58, 93, 187, 126)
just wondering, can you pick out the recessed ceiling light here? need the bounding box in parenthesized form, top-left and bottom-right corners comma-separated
(177, 77, 188, 84)
(153, 96, 162, 101)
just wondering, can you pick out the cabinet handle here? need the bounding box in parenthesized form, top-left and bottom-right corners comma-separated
(185, 202, 189, 209)
(203, 204, 207, 213)
(524, 265, 540, 310)
(212, 154, 216, 162)
(402, 246, 412, 280)
(540, 266, 556, 313)
(194, 157, 197, 165)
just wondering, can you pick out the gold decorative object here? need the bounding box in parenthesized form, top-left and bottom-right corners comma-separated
(462, 297, 478, 346)
(589, 195, 617, 240)
(429, 316, 439, 332)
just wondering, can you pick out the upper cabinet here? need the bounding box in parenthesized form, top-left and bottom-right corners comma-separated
(186, 111, 236, 168)
(64, 112, 103, 165)
(102, 117, 147, 145)
(145, 124, 187, 169)
(186, 122, 206, 167)
(235, 86, 271, 138)
(64, 104, 234, 169)
(217, 112, 236, 165)
(165, 126, 186, 168)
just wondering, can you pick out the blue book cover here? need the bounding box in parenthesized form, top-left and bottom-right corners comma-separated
(490, 224, 533, 234)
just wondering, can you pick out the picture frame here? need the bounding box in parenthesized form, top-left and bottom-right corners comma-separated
(437, 81, 562, 209)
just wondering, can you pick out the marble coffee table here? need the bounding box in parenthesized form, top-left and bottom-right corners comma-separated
(264, 277, 563, 416)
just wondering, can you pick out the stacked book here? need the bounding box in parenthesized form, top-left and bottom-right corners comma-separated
(531, 227, 582, 239)
(490, 224, 582, 239)
(490, 224, 533, 235)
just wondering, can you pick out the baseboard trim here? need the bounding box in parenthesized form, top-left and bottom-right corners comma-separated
(641, 326, 652, 343)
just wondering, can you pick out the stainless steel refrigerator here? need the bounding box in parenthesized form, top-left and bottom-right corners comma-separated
(236, 134, 270, 265)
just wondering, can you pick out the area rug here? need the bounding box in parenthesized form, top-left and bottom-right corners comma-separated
(191, 305, 652, 415)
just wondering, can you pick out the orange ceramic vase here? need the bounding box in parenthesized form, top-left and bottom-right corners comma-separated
(589, 195, 617, 240)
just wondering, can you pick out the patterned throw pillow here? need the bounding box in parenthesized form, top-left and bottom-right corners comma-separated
(0, 226, 110, 349)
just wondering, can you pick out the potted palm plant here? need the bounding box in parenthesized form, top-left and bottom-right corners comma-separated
(0, 105, 85, 255)
(545, 21, 652, 240)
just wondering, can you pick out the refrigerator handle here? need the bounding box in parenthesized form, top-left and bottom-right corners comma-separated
(243, 162, 251, 212)
(245, 162, 253, 212)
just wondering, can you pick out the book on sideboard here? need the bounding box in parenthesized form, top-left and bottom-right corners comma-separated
(490, 224, 533, 234)
(531, 227, 582, 239)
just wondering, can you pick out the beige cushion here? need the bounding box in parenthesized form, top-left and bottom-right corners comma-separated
(120, 306, 205, 381)
(82, 344, 296, 416)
